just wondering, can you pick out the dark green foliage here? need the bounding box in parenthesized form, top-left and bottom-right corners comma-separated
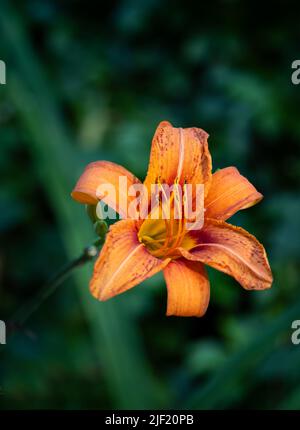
(0, 0, 300, 410)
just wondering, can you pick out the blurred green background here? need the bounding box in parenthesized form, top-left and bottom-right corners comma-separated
(1, 0, 300, 410)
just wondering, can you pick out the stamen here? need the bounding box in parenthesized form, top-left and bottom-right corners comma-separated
(142, 177, 189, 259)
(157, 178, 172, 251)
(164, 181, 186, 256)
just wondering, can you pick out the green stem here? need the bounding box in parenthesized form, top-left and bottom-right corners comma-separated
(8, 242, 101, 334)
(1, 0, 160, 408)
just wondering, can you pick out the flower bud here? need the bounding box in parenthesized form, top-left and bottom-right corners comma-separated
(85, 204, 98, 223)
(94, 220, 108, 241)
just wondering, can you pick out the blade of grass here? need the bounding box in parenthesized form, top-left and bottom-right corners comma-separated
(0, 1, 160, 408)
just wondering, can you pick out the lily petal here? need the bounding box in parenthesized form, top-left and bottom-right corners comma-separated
(90, 219, 170, 301)
(163, 259, 210, 317)
(205, 167, 263, 221)
(144, 121, 212, 196)
(180, 219, 273, 290)
(71, 161, 141, 218)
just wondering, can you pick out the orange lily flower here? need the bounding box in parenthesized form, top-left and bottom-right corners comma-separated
(71, 121, 273, 317)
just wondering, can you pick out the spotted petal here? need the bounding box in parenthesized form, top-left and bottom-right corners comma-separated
(144, 121, 212, 197)
(205, 167, 263, 221)
(71, 161, 141, 218)
(90, 219, 170, 301)
(180, 219, 273, 290)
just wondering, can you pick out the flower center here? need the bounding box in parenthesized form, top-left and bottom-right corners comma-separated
(138, 180, 196, 259)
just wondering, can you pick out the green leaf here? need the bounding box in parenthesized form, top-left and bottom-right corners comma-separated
(0, 1, 160, 408)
